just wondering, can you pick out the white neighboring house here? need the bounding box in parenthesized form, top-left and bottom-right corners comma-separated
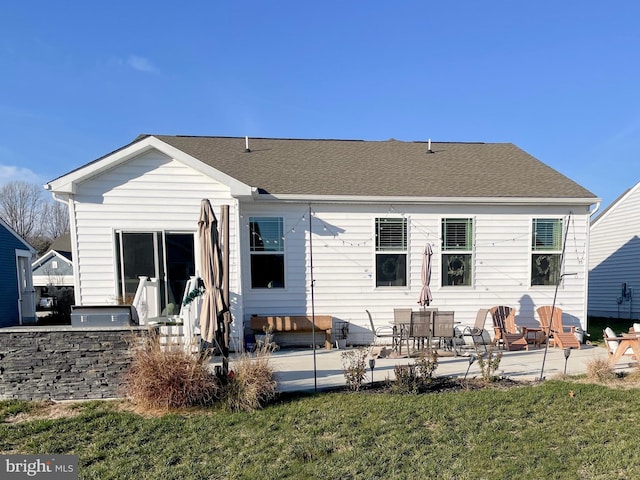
(45, 135, 599, 349)
(31, 233, 74, 313)
(588, 181, 640, 319)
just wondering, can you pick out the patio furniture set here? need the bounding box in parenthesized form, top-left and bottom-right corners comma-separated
(368, 304, 582, 356)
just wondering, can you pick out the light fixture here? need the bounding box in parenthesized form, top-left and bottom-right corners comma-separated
(369, 358, 376, 384)
(464, 354, 477, 380)
(563, 348, 571, 375)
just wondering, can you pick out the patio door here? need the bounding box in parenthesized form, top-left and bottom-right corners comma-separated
(115, 231, 195, 314)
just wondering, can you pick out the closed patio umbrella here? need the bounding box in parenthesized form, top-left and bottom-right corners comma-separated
(418, 243, 433, 307)
(198, 199, 228, 346)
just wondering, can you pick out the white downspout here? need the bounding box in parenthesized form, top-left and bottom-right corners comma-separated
(49, 191, 82, 306)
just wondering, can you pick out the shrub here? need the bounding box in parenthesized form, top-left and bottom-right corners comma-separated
(477, 345, 503, 383)
(414, 349, 439, 381)
(123, 333, 220, 412)
(392, 350, 439, 393)
(223, 353, 277, 412)
(341, 348, 369, 391)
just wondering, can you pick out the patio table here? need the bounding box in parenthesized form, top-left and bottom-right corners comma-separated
(521, 326, 545, 348)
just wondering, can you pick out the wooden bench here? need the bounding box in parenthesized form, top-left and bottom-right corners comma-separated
(250, 315, 334, 349)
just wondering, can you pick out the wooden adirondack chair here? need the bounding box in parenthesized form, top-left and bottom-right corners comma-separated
(490, 306, 528, 351)
(536, 306, 581, 350)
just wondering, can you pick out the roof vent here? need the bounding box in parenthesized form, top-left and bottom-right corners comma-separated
(427, 138, 434, 154)
(245, 136, 251, 153)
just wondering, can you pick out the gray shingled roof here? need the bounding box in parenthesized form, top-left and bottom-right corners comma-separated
(144, 135, 595, 199)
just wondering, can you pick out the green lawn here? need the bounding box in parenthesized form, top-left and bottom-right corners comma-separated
(588, 316, 636, 344)
(3, 380, 640, 479)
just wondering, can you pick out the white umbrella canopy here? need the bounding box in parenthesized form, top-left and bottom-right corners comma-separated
(198, 199, 228, 345)
(418, 243, 433, 307)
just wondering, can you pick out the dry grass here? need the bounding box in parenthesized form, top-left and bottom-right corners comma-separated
(223, 353, 277, 412)
(123, 334, 220, 412)
(585, 357, 617, 383)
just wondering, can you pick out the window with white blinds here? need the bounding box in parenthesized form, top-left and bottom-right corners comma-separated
(531, 218, 562, 286)
(441, 218, 473, 286)
(375, 218, 407, 287)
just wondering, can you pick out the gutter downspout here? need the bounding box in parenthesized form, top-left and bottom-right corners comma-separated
(50, 191, 81, 306)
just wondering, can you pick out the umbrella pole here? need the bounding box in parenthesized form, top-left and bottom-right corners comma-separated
(221, 205, 230, 376)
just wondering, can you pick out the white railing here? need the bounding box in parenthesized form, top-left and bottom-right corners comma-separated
(179, 276, 202, 353)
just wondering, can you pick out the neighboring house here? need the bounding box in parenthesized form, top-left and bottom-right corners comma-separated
(0, 217, 36, 326)
(588, 181, 640, 319)
(45, 135, 599, 347)
(32, 233, 74, 312)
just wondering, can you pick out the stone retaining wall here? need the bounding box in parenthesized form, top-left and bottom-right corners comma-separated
(0, 326, 152, 401)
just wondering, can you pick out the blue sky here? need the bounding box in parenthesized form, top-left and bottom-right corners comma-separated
(1, 1, 639, 211)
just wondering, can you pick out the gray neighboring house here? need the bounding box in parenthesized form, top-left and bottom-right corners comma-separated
(45, 135, 599, 348)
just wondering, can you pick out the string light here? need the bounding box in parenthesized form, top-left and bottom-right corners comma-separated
(245, 206, 586, 266)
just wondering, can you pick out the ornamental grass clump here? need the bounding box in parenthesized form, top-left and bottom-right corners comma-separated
(223, 353, 277, 412)
(123, 333, 220, 412)
(586, 357, 616, 383)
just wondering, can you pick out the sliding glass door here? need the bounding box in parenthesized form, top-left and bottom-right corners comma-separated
(115, 231, 195, 314)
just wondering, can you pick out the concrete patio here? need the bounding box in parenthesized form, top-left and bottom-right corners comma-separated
(223, 342, 621, 393)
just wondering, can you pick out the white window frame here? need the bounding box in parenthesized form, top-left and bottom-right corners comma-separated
(441, 218, 474, 287)
(374, 217, 408, 288)
(249, 216, 285, 289)
(530, 218, 563, 287)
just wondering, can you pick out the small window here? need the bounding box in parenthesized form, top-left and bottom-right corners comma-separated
(531, 218, 562, 286)
(51, 260, 58, 269)
(375, 218, 407, 287)
(250, 217, 285, 288)
(441, 218, 473, 286)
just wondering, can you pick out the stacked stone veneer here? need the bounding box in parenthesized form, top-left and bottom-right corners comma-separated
(0, 326, 152, 401)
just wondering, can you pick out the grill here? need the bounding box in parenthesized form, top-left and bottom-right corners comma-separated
(70, 305, 139, 327)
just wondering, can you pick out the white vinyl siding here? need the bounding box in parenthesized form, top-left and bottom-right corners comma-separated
(70, 151, 243, 342)
(589, 182, 640, 319)
(64, 146, 593, 345)
(240, 204, 591, 344)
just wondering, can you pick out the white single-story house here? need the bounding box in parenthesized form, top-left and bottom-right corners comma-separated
(32, 233, 74, 312)
(45, 135, 599, 348)
(588, 181, 640, 319)
(0, 217, 36, 326)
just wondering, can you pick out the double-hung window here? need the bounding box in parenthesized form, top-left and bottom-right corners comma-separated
(441, 218, 473, 286)
(375, 218, 407, 287)
(531, 218, 562, 286)
(249, 217, 285, 288)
